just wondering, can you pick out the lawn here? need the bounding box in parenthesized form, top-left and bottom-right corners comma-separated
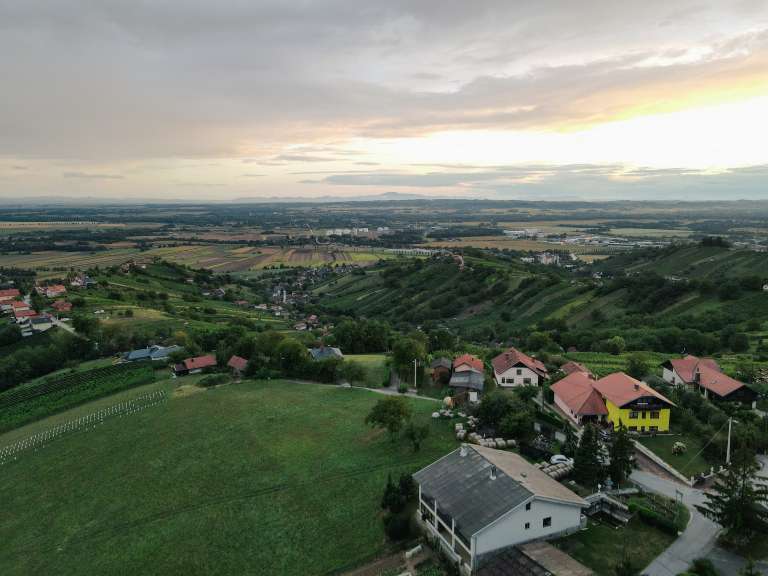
(345, 353, 389, 388)
(0, 379, 457, 576)
(637, 432, 713, 477)
(554, 515, 677, 576)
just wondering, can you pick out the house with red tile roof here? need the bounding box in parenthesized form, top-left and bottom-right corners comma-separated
(593, 372, 675, 432)
(51, 300, 72, 314)
(227, 355, 248, 376)
(492, 347, 548, 388)
(37, 284, 67, 298)
(173, 354, 217, 376)
(0, 288, 21, 302)
(453, 353, 484, 374)
(661, 355, 756, 407)
(560, 361, 592, 377)
(551, 371, 607, 425)
(10, 300, 30, 312)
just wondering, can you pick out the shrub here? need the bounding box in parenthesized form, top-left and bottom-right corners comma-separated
(383, 511, 412, 541)
(198, 374, 228, 388)
(628, 502, 678, 535)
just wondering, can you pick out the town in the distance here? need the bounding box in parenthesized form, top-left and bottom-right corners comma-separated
(1, 199, 767, 576)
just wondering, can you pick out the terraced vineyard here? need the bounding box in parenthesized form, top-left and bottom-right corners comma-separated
(0, 363, 156, 432)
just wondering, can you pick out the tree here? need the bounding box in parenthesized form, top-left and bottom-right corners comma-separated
(562, 426, 579, 458)
(739, 559, 759, 576)
(696, 440, 768, 545)
(573, 424, 604, 488)
(365, 397, 412, 441)
(604, 335, 626, 355)
(608, 425, 634, 485)
(625, 354, 649, 380)
(404, 421, 429, 452)
(338, 360, 367, 384)
(476, 390, 511, 428)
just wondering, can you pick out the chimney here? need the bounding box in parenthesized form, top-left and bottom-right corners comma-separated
(460, 443, 468, 457)
(634, 383, 640, 391)
(490, 465, 497, 480)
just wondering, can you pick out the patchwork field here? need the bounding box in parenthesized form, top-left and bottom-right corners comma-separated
(0, 245, 390, 278)
(0, 379, 455, 576)
(424, 236, 629, 258)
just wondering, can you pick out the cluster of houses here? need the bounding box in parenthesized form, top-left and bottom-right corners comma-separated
(1, 286, 72, 337)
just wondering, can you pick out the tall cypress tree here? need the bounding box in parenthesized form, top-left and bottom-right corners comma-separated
(696, 440, 768, 545)
(609, 424, 634, 485)
(574, 424, 604, 488)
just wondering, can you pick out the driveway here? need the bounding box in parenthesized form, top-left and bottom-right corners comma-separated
(633, 469, 768, 576)
(630, 470, 720, 576)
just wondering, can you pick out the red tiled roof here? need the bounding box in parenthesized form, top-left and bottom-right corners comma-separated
(453, 353, 484, 373)
(593, 372, 675, 408)
(52, 300, 72, 311)
(492, 347, 548, 378)
(696, 364, 746, 398)
(184, 355, 217, 371)
(560, 361, 592, 376)
(551, 371, 607, 416)
(14, 310, 38, 319)
(0, 288, 20, 300)
(668, 355, 720, 383)
(11, 300, 29, 309)
(227, 355, 248, 371)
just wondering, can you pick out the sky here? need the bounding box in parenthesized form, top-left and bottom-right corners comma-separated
(1, 0, 768, 202)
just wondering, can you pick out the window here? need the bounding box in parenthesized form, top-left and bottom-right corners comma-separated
(649, 426, 658, 432)
(525, 502, 531, 511)
(650, 411, 660, 419)
(525, 522, 530, 530)
(628, 426, 637, 431)
(629, 411, 639, 419)
(523, 378, 531, 385)
(641, 411, 646, 419)
(516, 369, 522, 375)
(543, 517, 552, 528)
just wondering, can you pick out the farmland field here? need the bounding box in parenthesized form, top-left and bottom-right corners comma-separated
(424, 236, 631, 258)
(344, 354, 389, 387)
(0, 244, 391, 278)
(0, 379, 456, 576)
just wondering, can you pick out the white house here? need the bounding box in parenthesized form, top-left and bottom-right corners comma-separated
(492, 348, 549, 388)
(413, 445, 586, 574)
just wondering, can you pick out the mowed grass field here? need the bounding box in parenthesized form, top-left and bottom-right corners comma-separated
(0, 379, 455, 576)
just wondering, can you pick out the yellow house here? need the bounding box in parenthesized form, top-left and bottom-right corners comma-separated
(593, 372, 674, 433)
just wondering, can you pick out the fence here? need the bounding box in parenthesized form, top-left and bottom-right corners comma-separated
(0, 390, 167, 466)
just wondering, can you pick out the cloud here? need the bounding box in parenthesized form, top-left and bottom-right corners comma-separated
(62, 171, 124, 180)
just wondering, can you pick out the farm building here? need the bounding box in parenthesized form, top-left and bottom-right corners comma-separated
(123, 345, 182, 363)
(492, 348, 548, 388)
(430, 357, 452, 385)
(414, 445, 586, 574)
(227, 355, 248, 376)
(661, 356, 756, 407)
(453, 354, 484, 373)
(173, 354, 217, 376)
(308, 346, 343, 361)
(449, 369, 484, 404)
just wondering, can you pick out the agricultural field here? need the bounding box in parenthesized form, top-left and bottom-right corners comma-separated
(344, 354, 389, 388)
(0, 244, 391, 279)
(424, 236, 623, 258)
(0, 363, 156, 433)
(0, 379, 456, 576)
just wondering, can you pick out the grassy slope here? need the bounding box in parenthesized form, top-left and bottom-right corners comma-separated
(0, 379, 456, 576)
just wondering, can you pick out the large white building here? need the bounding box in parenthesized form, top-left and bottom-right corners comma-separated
(414, 445, 586, 574)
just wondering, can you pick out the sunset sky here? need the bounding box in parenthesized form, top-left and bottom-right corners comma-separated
(1, 1, 767, 201)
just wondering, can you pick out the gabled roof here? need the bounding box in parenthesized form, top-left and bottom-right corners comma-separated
(227, 355, 248, 371)
(551, 372, 607, 416)
(414, 446, 585, 540)
(560, 361, 591, 376)
(593, 372, 675, 408)
(664, 355, 720, 383)
(430, 357, 452, 370)
(453, 353, 484, 373)
(0, 288, 20, 299)
(14, 310, 37, 319)
(449, 369, 484, 391)
(52, 300, 72, 311)
(184, 355, 217, 371)
(696, 364, 748, 398)
(492, 348, 548, 378)
(11, 300, 29, 309)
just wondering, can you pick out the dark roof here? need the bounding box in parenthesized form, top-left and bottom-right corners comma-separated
(478, 542, 593, 576)
(413, 447, 534, 539)
(125, 345, 181, 361)
(449, 369, 484, 391)
(431, 357, 452, 370)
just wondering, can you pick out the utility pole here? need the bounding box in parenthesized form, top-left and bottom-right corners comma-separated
(726, 417, 734, 465)
(413, 358, 418, 388)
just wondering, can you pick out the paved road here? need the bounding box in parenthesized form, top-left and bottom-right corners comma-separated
(51, 317, 76, 334)
(631, 470, 720, 576)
